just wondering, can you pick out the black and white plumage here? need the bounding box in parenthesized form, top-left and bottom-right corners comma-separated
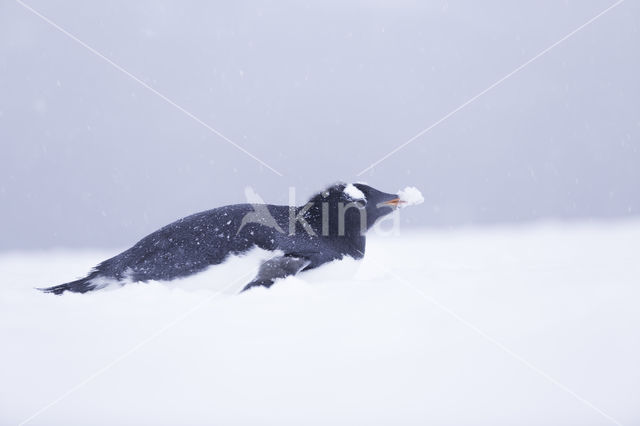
(40, 183, 404, 294)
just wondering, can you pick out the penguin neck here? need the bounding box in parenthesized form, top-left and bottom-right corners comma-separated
(297, 202, 367, 245)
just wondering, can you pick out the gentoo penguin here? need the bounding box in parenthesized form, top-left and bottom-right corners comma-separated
(40, 183, 411, 294)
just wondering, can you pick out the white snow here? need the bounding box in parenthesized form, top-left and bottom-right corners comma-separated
(397, 186, 424, 206)
(344, 183, 365, 201)
(1, 221, 639, 425)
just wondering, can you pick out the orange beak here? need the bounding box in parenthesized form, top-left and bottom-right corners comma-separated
(381, 198, 406, 207)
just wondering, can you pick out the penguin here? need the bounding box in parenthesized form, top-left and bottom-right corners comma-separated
(39, 182, 406, 294)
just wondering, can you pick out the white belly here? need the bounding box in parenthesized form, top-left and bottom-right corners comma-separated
(162, 247, 283, 293)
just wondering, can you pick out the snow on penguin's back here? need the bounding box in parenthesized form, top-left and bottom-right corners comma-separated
(344, 183, 366, 201)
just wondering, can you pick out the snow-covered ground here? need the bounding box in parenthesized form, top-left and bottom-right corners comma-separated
(1, 221, 639, 425)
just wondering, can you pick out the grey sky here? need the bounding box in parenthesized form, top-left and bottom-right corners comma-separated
(1, 0, 638, 250)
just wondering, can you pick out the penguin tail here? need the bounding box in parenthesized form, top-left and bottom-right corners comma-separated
(37, 278, 96, 295)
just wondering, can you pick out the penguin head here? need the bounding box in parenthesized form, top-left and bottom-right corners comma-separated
(343, 183, 405, 230)
(308, 182, 404, 234)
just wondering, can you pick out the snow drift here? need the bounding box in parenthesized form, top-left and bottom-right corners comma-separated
(1, 221, 639, 425)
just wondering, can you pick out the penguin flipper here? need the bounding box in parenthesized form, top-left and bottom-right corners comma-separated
(241, 255, 311, 292)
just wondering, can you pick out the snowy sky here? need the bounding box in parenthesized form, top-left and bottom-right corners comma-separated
(1, 0, 639, 250)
